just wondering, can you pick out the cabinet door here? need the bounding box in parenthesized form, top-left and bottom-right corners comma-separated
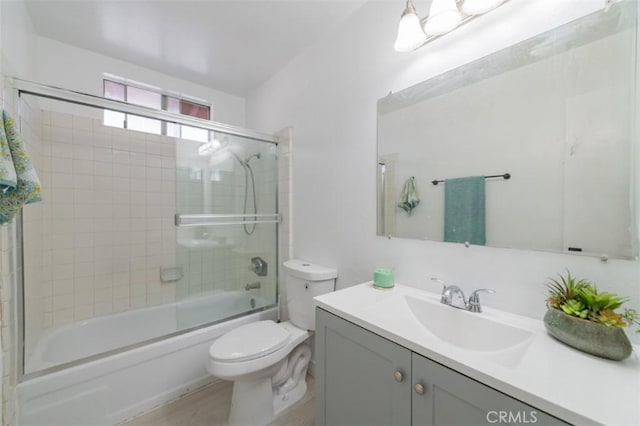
(411, 353, 568, 426)
(316, 308, 412, 426)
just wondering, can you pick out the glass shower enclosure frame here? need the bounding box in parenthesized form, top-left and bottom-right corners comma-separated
(10, 78, 280, 380)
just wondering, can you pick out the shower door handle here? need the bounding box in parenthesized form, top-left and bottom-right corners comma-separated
(174, 213, 281, 227)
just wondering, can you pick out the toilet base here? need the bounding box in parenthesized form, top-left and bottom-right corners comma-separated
(227, 344, 311, 426)
(228, 377, 309, 426)
(273, 375, 308, 418)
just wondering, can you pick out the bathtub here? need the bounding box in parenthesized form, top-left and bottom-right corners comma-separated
(18, 291, 277, 426)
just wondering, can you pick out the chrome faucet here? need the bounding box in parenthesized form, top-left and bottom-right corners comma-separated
(467, 289, 496, 313)
(431, 278, 495, 313)
(440, 285, 467, 310)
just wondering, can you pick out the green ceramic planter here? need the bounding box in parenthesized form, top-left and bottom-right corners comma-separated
(543, 308, 632, 361)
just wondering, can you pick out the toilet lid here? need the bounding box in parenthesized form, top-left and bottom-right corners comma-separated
(209, 320, 291, 362)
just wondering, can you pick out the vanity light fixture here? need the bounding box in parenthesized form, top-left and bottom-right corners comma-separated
(393, 0, 507, 52)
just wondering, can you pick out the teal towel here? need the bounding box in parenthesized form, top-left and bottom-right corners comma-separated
(444, 176, 485, 245)
(397, 176, 420, 215)
(0, 110, 42, 224)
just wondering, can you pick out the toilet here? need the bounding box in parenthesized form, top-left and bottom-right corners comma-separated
(207, 259, 337, 425)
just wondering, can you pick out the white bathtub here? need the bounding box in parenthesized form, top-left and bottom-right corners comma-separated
(18, 291, 277, 426)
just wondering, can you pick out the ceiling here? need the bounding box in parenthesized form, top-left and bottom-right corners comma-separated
(24, 0, 368, 97)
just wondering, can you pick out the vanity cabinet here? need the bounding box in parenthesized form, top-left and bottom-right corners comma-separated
(315, 307, 411, 425)
(315, 308, 568, 426)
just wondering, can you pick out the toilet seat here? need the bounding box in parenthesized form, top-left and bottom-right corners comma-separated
(209, 321, 290, 362)
(207, 321, 310, 380)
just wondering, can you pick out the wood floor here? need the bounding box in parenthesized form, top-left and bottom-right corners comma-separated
(121, 376, 315, 426)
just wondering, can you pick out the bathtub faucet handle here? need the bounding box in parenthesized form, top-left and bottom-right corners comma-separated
(245, 281, 261, 291)
(250, 257, 268, 277)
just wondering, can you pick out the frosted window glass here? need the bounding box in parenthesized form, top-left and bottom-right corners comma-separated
(104, 80, 125, 101)
(104, 110, 125, 128)
(102, 80, 211, 138)
(167, 97, 180, 114)
(180, 125, 208, 142)
(127, 86, 162, 109)
(127, 115, 161, 135)
(166, 123, 180, 137)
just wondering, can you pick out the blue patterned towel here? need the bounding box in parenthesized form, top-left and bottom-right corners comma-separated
(0, 110, 42, 224)
(0, 112, 17, 191)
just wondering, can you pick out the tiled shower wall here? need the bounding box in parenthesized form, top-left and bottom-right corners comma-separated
(22, 106, 281, 352)
(174, 137, 279, 307)
(22, 109, 179, 348)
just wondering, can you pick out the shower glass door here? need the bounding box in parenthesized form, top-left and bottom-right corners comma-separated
(174, 130, 278, 330)
(18, 84, 278, 376)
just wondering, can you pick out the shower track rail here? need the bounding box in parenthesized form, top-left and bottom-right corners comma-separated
(8, 77, 278, 143)
(175, 213, 281, 227)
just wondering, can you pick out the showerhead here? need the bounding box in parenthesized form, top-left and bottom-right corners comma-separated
(241, 152, 261, 166)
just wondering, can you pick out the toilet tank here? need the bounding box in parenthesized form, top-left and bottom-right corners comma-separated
(283, 259, 337, 330)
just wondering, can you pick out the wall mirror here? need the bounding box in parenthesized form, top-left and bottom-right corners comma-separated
(377, 1, 638, 260)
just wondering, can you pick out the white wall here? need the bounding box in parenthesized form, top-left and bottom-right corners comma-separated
(0, 0, 38, 81)
(246, 0, 640, 336)
(35, 37, 246, 128)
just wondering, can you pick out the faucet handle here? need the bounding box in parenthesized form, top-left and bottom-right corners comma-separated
(431, 277, 450, 303)
(430, 277, 447, 292)
(467, 289, 495, 313)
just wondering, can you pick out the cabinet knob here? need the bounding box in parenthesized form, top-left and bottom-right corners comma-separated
(414, 383, 425, 395)
(393, 371, 404, 382)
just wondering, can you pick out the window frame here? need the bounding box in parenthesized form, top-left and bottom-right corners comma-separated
(103, 78, 212, 140)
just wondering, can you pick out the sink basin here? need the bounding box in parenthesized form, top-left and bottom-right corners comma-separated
(404, 295, 534, 353)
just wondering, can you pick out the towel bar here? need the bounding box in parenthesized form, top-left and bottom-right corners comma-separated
(432, 173, 511, 186)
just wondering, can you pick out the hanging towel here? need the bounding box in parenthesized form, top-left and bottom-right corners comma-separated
(444, 176, 486, 245)
(0, 110, 42, 224)
(397, 176, 420, 215)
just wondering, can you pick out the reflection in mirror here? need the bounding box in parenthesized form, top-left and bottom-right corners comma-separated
(377, 2, 637, 259)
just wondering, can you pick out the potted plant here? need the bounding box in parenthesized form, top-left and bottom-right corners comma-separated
(543, 271, 639, 361)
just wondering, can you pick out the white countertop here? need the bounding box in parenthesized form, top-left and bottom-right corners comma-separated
(314, 283, 640, 426)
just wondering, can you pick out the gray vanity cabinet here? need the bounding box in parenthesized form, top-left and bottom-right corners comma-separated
(315, 308, 412, 426)
(411, 353, 566, 425)
(316, 308, 568, 426)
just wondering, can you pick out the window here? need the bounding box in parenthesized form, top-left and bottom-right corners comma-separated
(103, 79, 211, 142)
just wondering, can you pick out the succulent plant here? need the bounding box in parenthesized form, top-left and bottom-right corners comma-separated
(545, 271, 590, 309)
(596, 309, 627, 328)
(577, 286, 626, 314)
(545, 271, 639, 333)
(560, 299, 589, 319)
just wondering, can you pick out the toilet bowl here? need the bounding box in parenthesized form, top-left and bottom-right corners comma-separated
(207, 259, 337, 425)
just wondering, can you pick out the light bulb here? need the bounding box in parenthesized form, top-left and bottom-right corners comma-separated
(394, 0, 427, 52)
(423, 0, 462, 36)
(461, 0, 505, 15)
